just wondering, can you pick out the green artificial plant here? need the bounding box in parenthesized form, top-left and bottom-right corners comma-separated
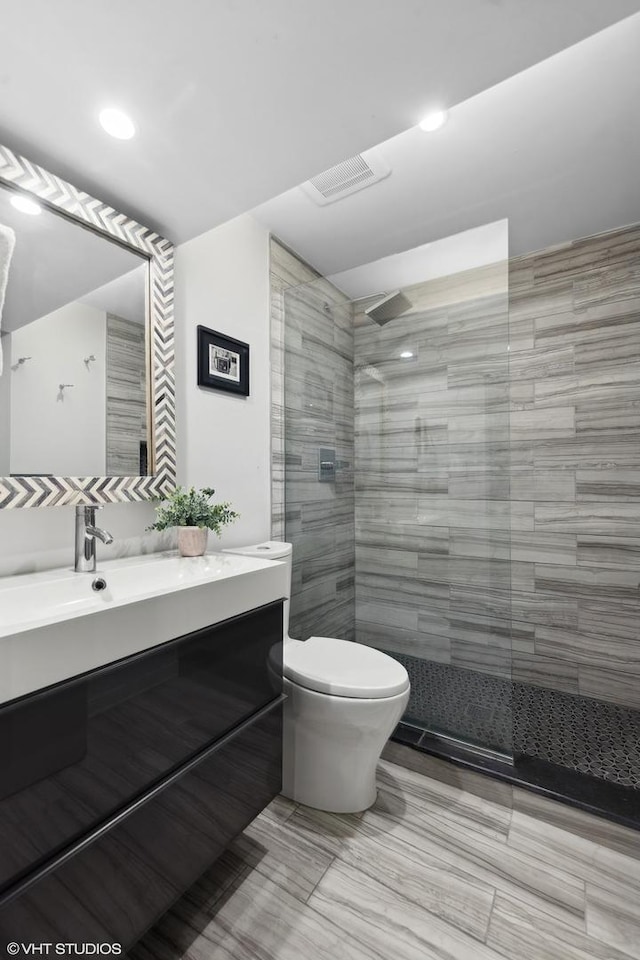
(148, 486, 239, 536)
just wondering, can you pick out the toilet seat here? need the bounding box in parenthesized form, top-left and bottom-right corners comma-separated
(284, 636, 409, 699)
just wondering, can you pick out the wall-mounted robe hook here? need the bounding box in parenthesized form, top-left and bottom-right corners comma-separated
(10, 356, 32, 371)
(84, 354, 96, 368)
(57, 383, 75, 401)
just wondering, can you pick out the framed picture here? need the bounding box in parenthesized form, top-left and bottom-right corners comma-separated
(197, 325, 250, 396)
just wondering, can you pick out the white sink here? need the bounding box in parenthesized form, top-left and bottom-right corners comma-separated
(0, 551, 287, 704)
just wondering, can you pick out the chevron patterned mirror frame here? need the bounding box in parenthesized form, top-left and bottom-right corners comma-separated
(0, 142, 175, 508)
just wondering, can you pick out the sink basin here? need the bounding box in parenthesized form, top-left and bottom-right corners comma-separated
(0, 552, 281, 635)
(0, 551, 287, 704)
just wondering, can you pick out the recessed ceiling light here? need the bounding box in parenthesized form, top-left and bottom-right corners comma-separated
(418, 109, 448, 133)
(400, 350, 414, 359)
(99, 107, 136, 140)
(10, 194, 41, 216)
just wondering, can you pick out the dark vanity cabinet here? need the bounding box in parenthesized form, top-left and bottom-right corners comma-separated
(0, 600, 283, 949)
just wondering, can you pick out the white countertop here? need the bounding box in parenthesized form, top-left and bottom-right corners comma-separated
(0, 551, 287, 705)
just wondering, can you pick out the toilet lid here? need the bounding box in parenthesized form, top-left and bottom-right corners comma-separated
(284, 636, 410, 699)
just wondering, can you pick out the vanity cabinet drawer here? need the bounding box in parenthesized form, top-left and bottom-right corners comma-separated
(0, 600, 283, 893)
(0, 697, 283, 949)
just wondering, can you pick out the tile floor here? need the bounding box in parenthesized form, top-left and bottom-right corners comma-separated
(133, 744, 640, 960)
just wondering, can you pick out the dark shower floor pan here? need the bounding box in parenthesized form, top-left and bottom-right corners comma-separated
(392, 721, 640, 832)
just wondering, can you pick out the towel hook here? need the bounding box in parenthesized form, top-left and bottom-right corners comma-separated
(57, 383, 75, 401)
(10, 356, 32, 371)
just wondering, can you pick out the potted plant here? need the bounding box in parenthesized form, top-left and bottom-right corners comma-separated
(148, 486, 239, 557)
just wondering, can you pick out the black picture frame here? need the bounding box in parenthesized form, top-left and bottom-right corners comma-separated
(197, 325, 250, 396)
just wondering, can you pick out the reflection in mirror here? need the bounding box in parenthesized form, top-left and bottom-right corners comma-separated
(0, 182, 149, 479)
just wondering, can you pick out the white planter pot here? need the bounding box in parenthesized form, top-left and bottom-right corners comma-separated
(177, 526, 209, 557)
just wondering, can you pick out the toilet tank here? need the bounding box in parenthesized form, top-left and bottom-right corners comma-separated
(222, 542, 293, 639)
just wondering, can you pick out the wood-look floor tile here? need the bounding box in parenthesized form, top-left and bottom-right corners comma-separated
(234, 813, 334, 903)
(310, 858, 504, 960)
(173, 869, 372, 960)
(288, 777, 579, 935)
(257, 794, 298, 826)
(134, 751, 640, 960)
(508, 810, 640, 893)
(586, 881, 640, 959)
(132, 909, 248, 960)
(512, 787, 640, 861)
(332, 827, 495, 941)
(131, 850, 252, 960)
(487, 894, 632, 960)
(178, 848, 250, 915)
(284, 805, 366, 859)
(359, 790, 586, 929)
(376, 759, 512, 840)
(380, 742, 514, 810)
(289, 802, 496, 941)
(212, 870, 373, 960)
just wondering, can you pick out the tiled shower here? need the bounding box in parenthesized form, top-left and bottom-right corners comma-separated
(273, 221, 640, 808)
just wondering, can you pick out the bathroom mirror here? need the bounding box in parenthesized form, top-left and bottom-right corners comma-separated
(0, 142, 175, 508)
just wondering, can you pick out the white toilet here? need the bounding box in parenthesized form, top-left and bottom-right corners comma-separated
(223, 541, 410, 813)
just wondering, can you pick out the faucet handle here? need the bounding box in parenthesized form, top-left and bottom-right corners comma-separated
(76, 503, 102, 521)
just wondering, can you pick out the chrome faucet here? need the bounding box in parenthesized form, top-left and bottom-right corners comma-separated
(75, 505, 114, 572)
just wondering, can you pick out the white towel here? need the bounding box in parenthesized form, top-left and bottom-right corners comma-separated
(0, 223, 16, 376)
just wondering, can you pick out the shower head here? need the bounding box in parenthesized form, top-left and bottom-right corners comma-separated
(364, 290, 412, 325)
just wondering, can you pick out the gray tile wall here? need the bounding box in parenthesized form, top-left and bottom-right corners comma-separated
(508, 224, 640, 710)
(270, 239, 315, 542)
(270, 239, 355, 641)
(353, 225, 640, 713)
(105, 313, 147, 476)
(353, 263, 513, 686)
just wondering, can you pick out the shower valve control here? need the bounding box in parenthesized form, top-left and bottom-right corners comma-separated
(318, 448, 336, 483)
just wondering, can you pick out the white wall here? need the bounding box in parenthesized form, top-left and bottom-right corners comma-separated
(0, 500, 168, 578)
(10, 301, 106, 476)
(0, 212, 273, 577)
(0, 333, 11, 476)
(174, 213, 272, 548)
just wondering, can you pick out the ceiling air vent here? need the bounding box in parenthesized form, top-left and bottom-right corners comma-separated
(301, 149, 391, 206)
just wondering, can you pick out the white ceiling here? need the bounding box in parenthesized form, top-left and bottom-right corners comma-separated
(330, 221, 508, 298)
(0, 1, 639, 245)
(253, 13, 640, 275)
